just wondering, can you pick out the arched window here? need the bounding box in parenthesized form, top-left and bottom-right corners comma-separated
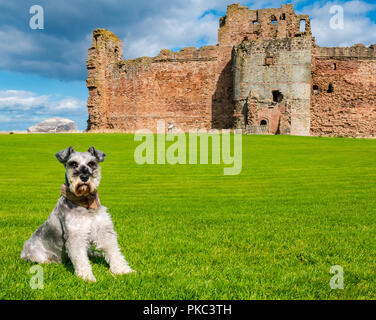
(260, 119, 268, 126)
(327, 84, 334, 93)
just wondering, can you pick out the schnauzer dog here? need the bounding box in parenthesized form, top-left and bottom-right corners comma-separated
(21, 146, 134, 282)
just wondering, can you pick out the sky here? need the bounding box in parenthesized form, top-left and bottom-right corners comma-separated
(0, 0, 375, 131)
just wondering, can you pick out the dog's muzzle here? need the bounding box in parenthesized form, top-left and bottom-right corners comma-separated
(70, 175, 95, 197)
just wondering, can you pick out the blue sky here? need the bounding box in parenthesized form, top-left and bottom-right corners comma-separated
(0, 0, 375, 131)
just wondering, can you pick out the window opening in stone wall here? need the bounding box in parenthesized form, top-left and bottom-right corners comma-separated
(260, 119, 268, 126)
(280, 13, 286, 20)
(265, 56, 274, 66)
(313, 85, 319, 95)
(327, 83, 334, 93)
(272, 90, 284, 103)
(271, 16, 278, 27)
(333, 63, 337, 70)
(300, 19, 306, 32)
(253, 20, 259, 25)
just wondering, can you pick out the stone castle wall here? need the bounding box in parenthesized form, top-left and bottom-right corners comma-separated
(233, 37, 312, 136)
(311, 45, 376, 137)
(86, 4, 376, 137)
(87, 33, 220, 132)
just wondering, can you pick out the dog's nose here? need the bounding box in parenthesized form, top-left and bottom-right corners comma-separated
(80, 175, 89, 183)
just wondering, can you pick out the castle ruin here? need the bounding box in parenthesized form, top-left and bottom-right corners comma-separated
(86, 3, 376, 137)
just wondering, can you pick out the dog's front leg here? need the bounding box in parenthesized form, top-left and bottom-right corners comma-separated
(96, 228, 133, 275)
(66, 233, 96, 282)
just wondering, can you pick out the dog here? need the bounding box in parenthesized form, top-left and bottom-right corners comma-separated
(21, 146, 134, 282)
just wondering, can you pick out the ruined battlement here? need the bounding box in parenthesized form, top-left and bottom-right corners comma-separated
(86, 4, 376, 138)
(119, 45, 219, 73)
(154, 46, 218, 61)
(218, 3, 311, 46)
(314, 44, 376, 59)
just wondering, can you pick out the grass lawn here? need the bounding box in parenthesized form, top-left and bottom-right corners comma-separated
(0, 133, 375, 300)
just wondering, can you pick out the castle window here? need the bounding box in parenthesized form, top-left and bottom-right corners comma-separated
(272, 90, 283, 103)
(313, 85, 319, 95)
(271, 16, 278, 27)
(333, 63, 337, 70)
(253, 20, 259, 25)
(280, 13, 286, 20)
(300, 19, 306, 32)
(260, 119, 268, 126)
(327, 84, 334, 93)
(265, 56, 274, 66)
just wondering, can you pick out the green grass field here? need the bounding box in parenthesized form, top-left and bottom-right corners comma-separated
(0, 133, 375, 300)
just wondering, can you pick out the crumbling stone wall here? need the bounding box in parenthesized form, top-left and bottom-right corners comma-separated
(86, 4, 376, 137)
(87, 29, 123, 130)
(87, 4, 312, 133)
(311, 45, 376, 137)
(218, 3, 311, 46)
(87, 30, 219, 132)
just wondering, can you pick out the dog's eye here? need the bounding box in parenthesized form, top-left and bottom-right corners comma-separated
(88, 161, 96, 167)
(68, 161, 78, 168)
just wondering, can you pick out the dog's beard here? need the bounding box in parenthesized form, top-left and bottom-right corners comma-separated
(70, 178, 96, 197)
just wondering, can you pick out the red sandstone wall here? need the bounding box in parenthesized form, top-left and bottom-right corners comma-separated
(109, 47, 219, 132)
(87, 4, 312, 133)
(311, 46, 376, 137)
(87, 6, 376, 137)
(87, 31, 234, 132)
(218, 3, 311, 46)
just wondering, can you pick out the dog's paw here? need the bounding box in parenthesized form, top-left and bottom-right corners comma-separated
(76, 271, 97, 282)
(110, 264, 134, 275)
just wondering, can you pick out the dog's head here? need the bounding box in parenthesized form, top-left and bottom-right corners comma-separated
(56, 146, 106, 197)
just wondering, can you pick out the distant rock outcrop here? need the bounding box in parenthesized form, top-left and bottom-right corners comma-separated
(28, 117, 78, 133)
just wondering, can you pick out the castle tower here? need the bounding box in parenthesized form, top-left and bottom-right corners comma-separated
(229, 4, 312, 135)
(86, 29, 123, 131)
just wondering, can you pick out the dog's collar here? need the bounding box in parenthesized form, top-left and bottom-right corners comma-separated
(60, 184, 100, 210)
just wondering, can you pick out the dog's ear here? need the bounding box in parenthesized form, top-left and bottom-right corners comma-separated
(55, 147, 75, 164)
(87, 147, 106, 162)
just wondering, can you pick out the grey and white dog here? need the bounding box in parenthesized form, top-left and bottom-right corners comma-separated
(21, 146, 134, 282)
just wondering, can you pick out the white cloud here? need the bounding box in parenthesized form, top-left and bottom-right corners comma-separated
(0, 0, 374, 78)
(121, 0, 376, 59)
(0, 27, 38, 55)
(302, 0, 376, 47)
(0, 90, 86, 128)
(121, 2, 225, 58)
(0, 90, 85, 112)
(0, 90, 49, 110)
(49, 97, 86, 112)
(0, 115, 13, 122)
(123, 13, 219, 58)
